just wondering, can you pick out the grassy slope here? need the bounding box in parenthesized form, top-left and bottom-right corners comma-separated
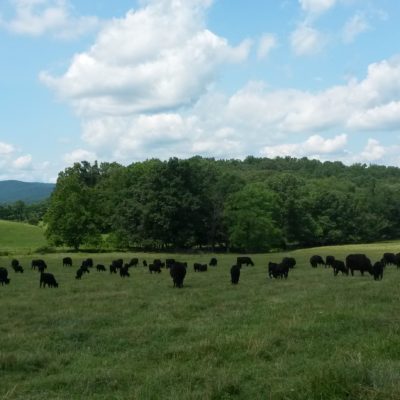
(1, 245, 400, 399)
(0, 220, 48, 254)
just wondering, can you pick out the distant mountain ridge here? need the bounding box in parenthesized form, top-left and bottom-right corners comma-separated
(0, 180, 55, 204)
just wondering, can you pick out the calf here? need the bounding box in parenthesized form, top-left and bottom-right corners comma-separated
(143, 260, 148, 267)
(237, 256, 254, 267)
(96, 264, 106, 272)
(119, 265, 130, 278)
(0, 267, 10, 286)
(230, 264, 241, 284)
(268, 262, 289, 279)
(332, 260, 348, 276)
(194, 263, 207, 272)
(372, 261, 384, 281)
(127, 258, 139, 267)
(40, 272, 58, 288)
(149, 264, 161, 274)
(12, 264, 24, 273)
(62, 257, 72, 267)
(209, 257, 218, 267)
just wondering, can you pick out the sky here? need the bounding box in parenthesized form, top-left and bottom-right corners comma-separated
(0, 0, 400, 182)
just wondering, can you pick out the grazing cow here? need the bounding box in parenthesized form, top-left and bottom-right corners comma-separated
(346, 254, 372, 276)
(237, 256, 254, 267)
(12, 264, 24, 273)
(194, 263, 207, 272)
(332, 260, 348, 276)
(62, 257, 72, 267)
(119, 265, 130, 278)
(40, 272, 58, 288)
(230, 264, 241, 284)
(143, 260, 148, 267)
(0, 267, 10, 286)
(382, 253, 396, 267)
(149, 263, 161, 274)
(11, 259, 23, 273)
(109, 264, 117, 274)
(111, 259, 123, 270)
(153, 259, 165, 269)
(394, 253, 400, 268)
(79, 262, 90, 274)
(325, 255, 335, 268)
(310, 255, 325, 268)
(31, 259, 47, 271)
(372, 261, 384, 280)
(75, 268, 84, 280)
(96, 264, 106, 272)
(170, 262, 187, 288)
(268, 262, 289, 279)
(127, 258, 139, 267)
(209, 257, 218, 267)
(282, 257, 296, 269)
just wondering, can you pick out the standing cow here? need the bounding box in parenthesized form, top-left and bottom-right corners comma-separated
(230, 264, 241, 284)
(346, 254, 372, 276)
(310, 255, 324, 268)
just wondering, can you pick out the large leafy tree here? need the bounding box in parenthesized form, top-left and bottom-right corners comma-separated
(44, 162, 102, 250)
(224, 183, 283, 252)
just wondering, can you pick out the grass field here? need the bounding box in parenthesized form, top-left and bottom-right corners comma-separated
(1, 245, 400, 399)
(0, 220, 48, 254)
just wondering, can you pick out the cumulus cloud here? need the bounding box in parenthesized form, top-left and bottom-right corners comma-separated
(290, 24, 325, 56)
(40, 0, 251, 115)
(261, 134, 347, 158)
(299, 0, 337, 16)
(0, 0, 99, 39)
(0, 141, 15, 155)
(359, 139, 385, 162)
(12, 154, 33, 169)
(257, 34, 277, 60)
(342, 13, 369, 43)
(63, 148, 97, 164)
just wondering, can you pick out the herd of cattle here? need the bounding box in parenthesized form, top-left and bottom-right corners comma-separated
(0, 252, 396, 288)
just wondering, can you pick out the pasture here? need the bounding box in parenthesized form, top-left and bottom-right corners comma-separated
(0, 220, 47, 254)
(1, 245, 400, 399)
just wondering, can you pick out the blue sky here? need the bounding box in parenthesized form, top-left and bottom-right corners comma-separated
(0, 0, 400, 182)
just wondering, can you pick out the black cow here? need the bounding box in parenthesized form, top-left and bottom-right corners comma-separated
(127, 258, 139, 267)
(346, 254, 372, 276)
(395, 253, 400, 268)
(153, 259, 165, 268)
(96, 264, 106, 272)
(268, 262, 289, 279)
(230, 264, 241, 284)
(111, 259, 123, 270)
(382, 253, 396, 267)
(75, 268, 84, 279)
(166, 259, 175, 269)
(31, 259, 47, 271)
(143, 260, 148, 267)
(282, 257, 296, 269)
(81, 258, 93, 269)
(120, 265, 130, 278)
(237, 256, 254, 267)
(0, 267, 10, 286)
(310, 255, 324, 268)
(79, 262, 90, 274)
(194, 263, 207, 272)
(332, 260, 348, 276)
(170, 262, 187, 288)
(372, 261, 384, 280)
(62, 257, 72, 267)
(209, 257, 218, 267)
(40, 272, 58, 288)
(325, 255, 335, 268)
(149, 263, 161, 274)
(109, 264, 117, 274)
(11, 259, 23, 273)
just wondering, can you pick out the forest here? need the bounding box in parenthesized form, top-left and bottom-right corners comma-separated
(43, 156, 400, 252)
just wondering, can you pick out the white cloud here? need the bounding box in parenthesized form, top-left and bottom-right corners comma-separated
(342, 13, 369, 43)
(0, 141, 15, 155)
(299, 0, 337, 16)
(257, 34, 277, 60)
(40, 0, 251, 115)
(63, 148, 97, 164)
(1, 0, 99, 39)
(261, 134, 347, 158)
(359, 139, 385, 161)
(12, 154, 32, 169)
(290, 24, 325, 56)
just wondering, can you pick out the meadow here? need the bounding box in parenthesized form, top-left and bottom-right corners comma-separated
(1, 241, 400, 400)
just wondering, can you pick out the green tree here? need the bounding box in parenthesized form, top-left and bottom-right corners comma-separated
(224, 183, 283, 252)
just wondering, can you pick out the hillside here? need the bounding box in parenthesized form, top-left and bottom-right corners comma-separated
(0, 220, 48, 254)
(0, 180, 54, 204)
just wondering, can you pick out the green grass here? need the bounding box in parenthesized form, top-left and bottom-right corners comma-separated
(0, 220, 48, 254)
(1, 244, 400, 399)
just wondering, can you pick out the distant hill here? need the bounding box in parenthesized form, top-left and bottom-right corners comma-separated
(0, 180, 55, 204)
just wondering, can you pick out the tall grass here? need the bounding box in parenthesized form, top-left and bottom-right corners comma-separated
(1, 245, 400, 399)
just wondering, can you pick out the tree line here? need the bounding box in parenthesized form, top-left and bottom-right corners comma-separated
(0, 200, 48, 225)
(43, 157, 400, 252)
